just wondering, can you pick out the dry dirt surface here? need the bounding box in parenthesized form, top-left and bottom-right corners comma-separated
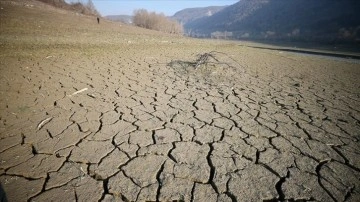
(1, 0, 360, 201)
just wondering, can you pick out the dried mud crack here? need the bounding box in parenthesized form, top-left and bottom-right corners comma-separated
(1, 1, 360, 201)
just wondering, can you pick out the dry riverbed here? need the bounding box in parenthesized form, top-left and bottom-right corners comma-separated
(1, 0, 360, 201)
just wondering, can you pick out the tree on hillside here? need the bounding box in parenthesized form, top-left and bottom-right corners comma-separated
(133, 9, 149, 28)
(41, 0, 100, 16)
(133, 9, 183, 34)
(85, 0, 100, 16)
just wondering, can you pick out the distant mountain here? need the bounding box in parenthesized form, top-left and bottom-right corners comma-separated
(171, 6, 227, 25)
(106, 15, 133, 24)
(185, 0, 360, 43)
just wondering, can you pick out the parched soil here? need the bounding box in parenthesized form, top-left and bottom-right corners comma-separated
(1, 0, 360, 201)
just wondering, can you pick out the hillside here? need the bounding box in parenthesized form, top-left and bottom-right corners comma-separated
(37, 0, 99, 15)
(185, 0, 360, 43)
(0, 0, 175, 57)
(171, 6, 227, 25)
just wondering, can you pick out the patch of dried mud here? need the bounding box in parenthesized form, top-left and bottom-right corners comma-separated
(1, 1, 360, 201)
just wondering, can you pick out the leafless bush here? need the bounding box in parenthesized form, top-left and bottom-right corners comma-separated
(168, 51, 242, 70)
(133, 9, 183, 34)
(165, 51, 246, 85)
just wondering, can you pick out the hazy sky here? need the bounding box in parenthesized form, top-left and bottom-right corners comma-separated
(88, 0, 239, 16)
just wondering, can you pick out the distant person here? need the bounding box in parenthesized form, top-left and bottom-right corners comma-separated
(97, 17, 100, 24)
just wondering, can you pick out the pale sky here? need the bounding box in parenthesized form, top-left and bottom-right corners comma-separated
(72, 0, 239, 16)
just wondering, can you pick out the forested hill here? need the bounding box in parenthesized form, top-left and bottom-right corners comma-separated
(184, 0, 360, 43)
(171, 6, 227, 25)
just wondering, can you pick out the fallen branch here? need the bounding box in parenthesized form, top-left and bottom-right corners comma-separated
(195, 53, 210, 69)
(68, 88, 88, 97)
(37, 117, 53, 130)
(168, 51, 243, 70)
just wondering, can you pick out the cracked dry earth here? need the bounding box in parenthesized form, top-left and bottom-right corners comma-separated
(1, 2, 360, 202)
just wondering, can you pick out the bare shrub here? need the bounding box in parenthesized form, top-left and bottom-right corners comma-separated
(133, 9, 183, 34)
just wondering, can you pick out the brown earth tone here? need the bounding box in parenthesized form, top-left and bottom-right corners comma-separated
(0, 0, 360, 201)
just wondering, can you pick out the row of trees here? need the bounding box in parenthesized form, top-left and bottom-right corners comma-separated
(133, 9, 183, 34)
(211, 31, 233, 39)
